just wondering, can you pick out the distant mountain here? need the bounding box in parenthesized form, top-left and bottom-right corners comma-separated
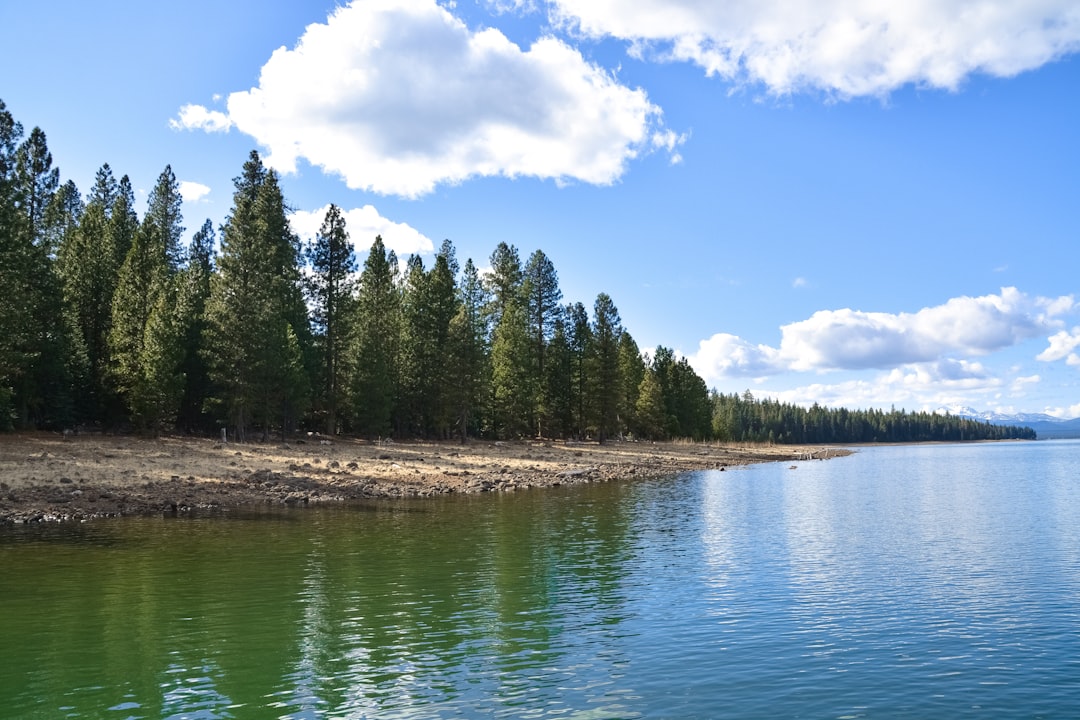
(935, 405, 1080, 439)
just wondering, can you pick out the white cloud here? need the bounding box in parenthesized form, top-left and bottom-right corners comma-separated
(290, 204, 434, 258)
(548, 0, 1080, 97)
(746, 361, 1006, 413)
(1036, 327, 1080, 363)
(689, 287, 1073, 386)
(689, 332, 783, 379)
(484, 0, 538, 13)
(175, 0, 678, 197)
(777, 288, 1070, 371)
(650, 128, 688, 164)
(178, 181, 211, 203)
(170, 104, 233, 132)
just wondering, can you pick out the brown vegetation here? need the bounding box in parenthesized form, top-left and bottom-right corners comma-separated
(0, 432, 850, 523)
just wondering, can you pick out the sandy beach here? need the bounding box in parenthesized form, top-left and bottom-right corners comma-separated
(0, 432, 850, 523)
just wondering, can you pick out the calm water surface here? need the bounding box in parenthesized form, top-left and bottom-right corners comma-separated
(2, 441, 1080, 718)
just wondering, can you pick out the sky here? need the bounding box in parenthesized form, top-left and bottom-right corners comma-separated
(2, 0, 1079, 417)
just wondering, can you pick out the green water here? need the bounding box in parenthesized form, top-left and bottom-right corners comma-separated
(1, 487, 642, 718)
(4, 442, 1080, 718)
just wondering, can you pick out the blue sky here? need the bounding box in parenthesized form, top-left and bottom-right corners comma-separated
(3, 0, 1079, 416)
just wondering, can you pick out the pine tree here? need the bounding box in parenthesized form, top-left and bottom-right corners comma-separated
(350, 235, 400, 438)
(485, 242, 522, 327)
(0, 100, 25, 427)
(523, 249, 562, 436)
(566, 302, 592, 438)
(109, 216, 170, 431)
(447, 258, 490, 440)
(397, 254, 428, 435)
(635, 367, 666, 439)
(491, 298, 531, 438)
(204, 152, 311, 441)
(617, 331, 644, 437)
(144, 164, 185, 272)
(401, 241, 461, 437)
(176, 220, 215, 433)
(8, 123, 72, 428)
(544, 313, 573, 438)
(133, 279, 185, 434)
(110, 175, 138, 276)
(305, 204, 356, 435)
(57, 164, 131, 425)
(590, 293, 622, 442)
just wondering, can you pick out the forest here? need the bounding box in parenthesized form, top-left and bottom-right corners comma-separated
(0, 100, 1035, 444)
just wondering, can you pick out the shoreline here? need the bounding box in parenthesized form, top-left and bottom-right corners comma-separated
(0, 433, 851, 523)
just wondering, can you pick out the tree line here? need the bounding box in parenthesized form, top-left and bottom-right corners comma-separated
(0, 100, 1034, 444)
(711, 392, 1036, 443)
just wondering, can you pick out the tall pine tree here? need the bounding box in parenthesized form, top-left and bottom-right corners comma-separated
(350, 235, 400, 438)
(305, 204, 356, 435)
(204, 152, 311, 441)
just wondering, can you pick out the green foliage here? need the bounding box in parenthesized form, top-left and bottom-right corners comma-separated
(710, 393, 1037, 443)
(305, 204, 357, 435)
(57, 164, 135, 425)
(617, 331, 644, 437)
(447, 258, 490, 440)
(109, 218, 170, 429)
(144, 164, 185, 272)
(0, 112, 73, 429)
(523, 249, 562, 436)
(491, 298, 531, 438)
(204, 152, 311, 441)
(176, 220, 215, 433)
(589, 293, 622, 442)
(566, 302, 592, 438)
(635, 369, 666, 439)
(350, 235, 400, 438)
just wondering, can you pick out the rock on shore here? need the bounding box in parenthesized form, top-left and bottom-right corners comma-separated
(0, 433, 849, 523)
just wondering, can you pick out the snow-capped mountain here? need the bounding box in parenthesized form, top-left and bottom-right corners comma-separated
(935, 405, 1065, 424)
(935, 405, 1080, 439)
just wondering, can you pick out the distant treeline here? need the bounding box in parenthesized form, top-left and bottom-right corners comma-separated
(0, 100, 1033, 444)
(713, 393, 1036, 443)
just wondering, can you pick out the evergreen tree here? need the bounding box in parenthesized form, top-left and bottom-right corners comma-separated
(485, 242, 522, 327)
(566, 302, 592, 438)
(8, 123, 72, 428)
(523, 249, 562, 435)
(425, 241, 461, 437)
(143, 164, 185, 272)
(350, 235, 400, 438)
(396, 245, 458, 437)
(635, 367, 666, 439)
(0, 100, 25, 426)
(491, 298, 531, 438)
(176, 220, 215, 433)
(590, 293, 622, 442)
(397, 254, 429, 435)
(110, 175, 139, 275)
(107, 165, 187, 431)
(57, 164, 131, 424)
(668, 357, 711, 440)
(447, 258, 490, 440)
(14, 127, 58, 242)
(109, 217, 170, 430)
(617, 331, 644, 437)
(204, 151, 311, 441)
(305, 204, 356, 435)
(133, 278, 185, 434)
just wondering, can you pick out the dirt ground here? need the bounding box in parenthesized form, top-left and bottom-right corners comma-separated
(0, 432, 850, 523)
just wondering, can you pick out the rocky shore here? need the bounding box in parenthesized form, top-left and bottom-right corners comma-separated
(0, 433, 850, 523)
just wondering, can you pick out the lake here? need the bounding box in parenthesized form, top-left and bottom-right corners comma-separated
(2, 440, 1079, 718)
